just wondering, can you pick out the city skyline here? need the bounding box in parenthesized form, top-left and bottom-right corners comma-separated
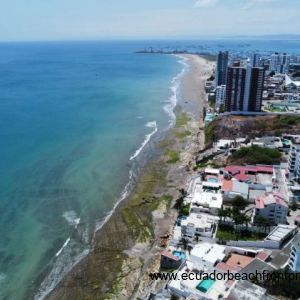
(0, 0, 300, 41)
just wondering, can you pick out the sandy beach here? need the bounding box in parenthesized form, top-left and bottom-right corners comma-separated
(45, 54, 215, 300)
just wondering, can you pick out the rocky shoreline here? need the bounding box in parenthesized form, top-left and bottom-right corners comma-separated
(45, 55, 215, 300)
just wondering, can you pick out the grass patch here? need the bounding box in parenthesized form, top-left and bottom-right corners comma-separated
(158, 139, 175, 149)
(229, 145, 281, 165)
(165, 149, 180, 164)
(173, 130, 191, 139)
(176, 112, 190, 127)
(217, 225, 267, 241)
(274, 115, 300, 127)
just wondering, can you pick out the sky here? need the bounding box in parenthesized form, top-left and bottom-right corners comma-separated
(0, 0, 299, 41)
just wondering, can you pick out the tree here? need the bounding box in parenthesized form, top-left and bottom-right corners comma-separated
(174, 189, 187, 210)
(232, 196, 248, 211)
(254, 215, 270, 233)
(290, 200, 298, 211)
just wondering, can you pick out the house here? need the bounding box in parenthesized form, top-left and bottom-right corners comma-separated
(189, 242, 226, 270)
(289, 234, 300, 272)
(160, 250, 182, 270)
(222, 179, 249, 201)
(254, 192, 288, 225)
(181, 213, 217, 238)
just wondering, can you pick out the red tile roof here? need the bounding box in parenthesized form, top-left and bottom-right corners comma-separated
(224, 165, 273, 182)
(161, 250, 180, 261)
(255, 192, 288, 209)
(222, 180, 233, 192)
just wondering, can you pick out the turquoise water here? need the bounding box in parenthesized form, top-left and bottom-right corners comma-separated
(207, 178, 218, 183)
(172, 250, 186, 261)
(0, 41, 183, 300)
(197, 279, 216, 293)
(1, 39, 299, 300)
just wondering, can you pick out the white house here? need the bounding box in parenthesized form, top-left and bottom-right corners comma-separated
(181, 213, 217, 238)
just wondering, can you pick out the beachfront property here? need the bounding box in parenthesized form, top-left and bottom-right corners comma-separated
(225, 64, 265, 113)
(254, 192, 288, 225)
(216, 51, 229, 86)
(181, 213, 218, 238)
(289, 234, 300, 272)
(160, 250, 183, 270)
(189, 243, 226, 270)
(215, 85, 226, 109)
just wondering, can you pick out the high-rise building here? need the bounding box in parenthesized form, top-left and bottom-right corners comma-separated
(225, 66, 247, 112)
(270, 53, 280, 72)
(216, 51, 229, 86)
(279, 53, 290, 74)
(270, 52, 290, 74)
(225, 66, 265, 112)
(251, 53, 260, 67)
(289, 142, 300, 182)
(215, 85, 226, 109)
(243, 66, 265, 112)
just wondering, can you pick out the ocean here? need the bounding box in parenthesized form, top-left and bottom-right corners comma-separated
(0, 39, 300, 300)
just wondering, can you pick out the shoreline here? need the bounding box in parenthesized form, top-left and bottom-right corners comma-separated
(44, 54, 215, 300)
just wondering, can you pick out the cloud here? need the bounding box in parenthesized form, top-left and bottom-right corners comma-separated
(194, 0, 218, 8)
(243, 0, 279, 9)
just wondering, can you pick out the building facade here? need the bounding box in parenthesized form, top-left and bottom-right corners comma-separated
(225, 66, 265, 112)
(270, 52, 290, 74)
(254, 192, 288, 225)
(243, 66, 265, 112)
(215, 85, 226, 109)
(289, 235, 300, 272)
(216, 51, 229, 86)
(289, 142, 300, 182)
(225, 66, 247, 111)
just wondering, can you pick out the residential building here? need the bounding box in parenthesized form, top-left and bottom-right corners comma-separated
(189, 242, 226, 270)
(289, 234, 300, 272)
(160, 250, 182, 270)
(270, 52, 290, 74)
(215, 84, 226, 108)
(289, 142, 300, 182)
(225, 66, 265, 112)
(225, 66, 247, 111)
(254, 192, 288, 225)
(181, 213, 217, 238)
(251, 53, 261, 67)
(243, 66, 265, 112)
(216, 51, 229, 86)
(270, 53, 280, 72)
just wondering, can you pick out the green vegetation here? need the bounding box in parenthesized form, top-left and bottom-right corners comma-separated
(205, 121, 216, 145)
(274, 115, 300, 127)
(256, 269, 300, 300)
(208, 94, 216, 108)
(176, 111, 190, 127)
(216, 224, 267, 241)
(230, 145, 281, 165)
(173, 129, 191, 139)
(195, 155, 214, 169)
(165, 149, 180, 164)
(121, 162, 170, 242)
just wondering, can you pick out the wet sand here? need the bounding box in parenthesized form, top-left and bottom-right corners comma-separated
(45, 55, 215, 300)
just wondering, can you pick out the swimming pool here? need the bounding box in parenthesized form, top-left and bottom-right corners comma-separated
(197, 279, 216, 293)
(207, 178, 218, 183)
(172, 250, 186, 261)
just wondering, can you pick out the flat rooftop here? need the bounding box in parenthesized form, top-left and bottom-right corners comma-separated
(265, 224, 296, 242)
(190, 242, 226, 265)
(225, 253, 254, 269)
